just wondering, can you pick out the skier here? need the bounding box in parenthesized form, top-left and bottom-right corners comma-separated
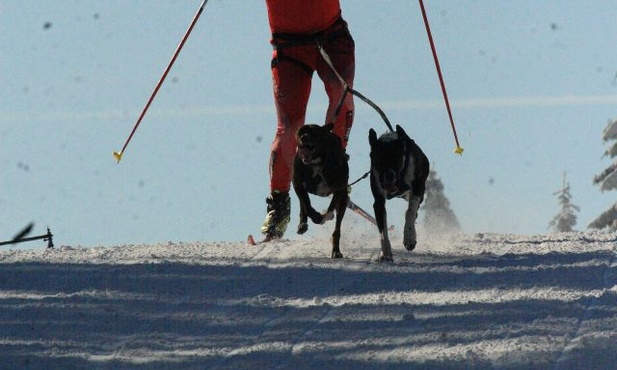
(261, 0, 356, 240)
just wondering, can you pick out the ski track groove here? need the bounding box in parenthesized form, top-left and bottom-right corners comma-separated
(209, 233, 383, 369)
(552, 236, 617, 370)
(103, 268, 191, 366)
(271, 244, 381, 369)
(108, 239, 282, 365)
(101, 231, 401, 368)
(208, 239, 317, 369)
(380, 238, 490, 364)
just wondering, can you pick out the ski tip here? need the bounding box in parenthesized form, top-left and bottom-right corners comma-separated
(247, 234, 277, 245)
(247, 234, 257, 246)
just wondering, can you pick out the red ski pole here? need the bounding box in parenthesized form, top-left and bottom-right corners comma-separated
(418, 0, 464, 155)
(114, 0, 209, 164)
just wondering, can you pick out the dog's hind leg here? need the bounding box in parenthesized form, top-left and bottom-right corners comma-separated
(321, 193, 339, 223)
(297, 212, 309, 235)
(317, 207, 334, 224)
(403, 195, 422, 251)
(330, 191, 348, 259)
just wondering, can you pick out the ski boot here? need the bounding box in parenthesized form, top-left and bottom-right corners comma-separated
(260, 190, 291, 241)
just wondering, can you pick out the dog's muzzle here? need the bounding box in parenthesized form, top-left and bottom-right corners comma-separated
(381, 170, 399, 193)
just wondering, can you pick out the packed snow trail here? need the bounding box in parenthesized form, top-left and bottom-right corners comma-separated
(553, 234, 617, 369)
(1, 231, 617, 369)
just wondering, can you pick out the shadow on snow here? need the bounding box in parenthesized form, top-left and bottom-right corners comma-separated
(0, 245, 616, 370)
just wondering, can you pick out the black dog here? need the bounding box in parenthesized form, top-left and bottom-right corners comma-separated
(369, 125, 430, 262)
(292, 123, 349, 258)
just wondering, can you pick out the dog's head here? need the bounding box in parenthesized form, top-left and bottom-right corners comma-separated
(369, 125, 411, 193)
(296, 123, 335, 164)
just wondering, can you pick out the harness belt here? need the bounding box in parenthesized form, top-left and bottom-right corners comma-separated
(270, 17, 350, 75)
(271, 17, 347, 50)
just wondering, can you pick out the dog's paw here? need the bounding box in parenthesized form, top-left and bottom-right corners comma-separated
(331, 251, 343, 259)
(378, 253, 394, 263)
(297, 222, 308, 235)
(404, 240, 417, 251)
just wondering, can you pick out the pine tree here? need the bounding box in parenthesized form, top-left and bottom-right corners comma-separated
(421, 168, 460, 234)
(590, 118, 617, 231)
(549, 172, 579, 232)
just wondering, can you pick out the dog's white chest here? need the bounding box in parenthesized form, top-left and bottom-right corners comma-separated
(311, 167, 332, 197)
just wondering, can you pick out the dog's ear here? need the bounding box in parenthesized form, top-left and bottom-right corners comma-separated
(298, 124, 314, 138)
(323, 122, 334, 133)
(396, 125, 411, 141)
(369, 129, 377, 148)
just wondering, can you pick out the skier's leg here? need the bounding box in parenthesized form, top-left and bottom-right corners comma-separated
(262, 47, 314, 238)
(269, 50, 314, 192)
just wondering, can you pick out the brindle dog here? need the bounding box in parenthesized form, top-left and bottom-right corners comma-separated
(292, 123, 349, 258)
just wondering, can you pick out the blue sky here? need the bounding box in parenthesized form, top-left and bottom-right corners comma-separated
(2, 1, 617, 247)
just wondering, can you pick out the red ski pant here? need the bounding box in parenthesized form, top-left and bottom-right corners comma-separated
(268, 20, 355, 192)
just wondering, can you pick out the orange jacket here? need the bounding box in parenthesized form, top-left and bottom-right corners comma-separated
(265, 0, 341, 34)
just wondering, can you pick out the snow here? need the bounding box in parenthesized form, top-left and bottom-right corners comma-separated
(1, 229, 617, 369)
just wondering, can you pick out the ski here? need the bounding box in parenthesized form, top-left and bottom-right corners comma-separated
(347, 199, 376, 225)
(347, 199, 394, 230)
(247, 234, 281, 246)
(247, 234, 261, 245)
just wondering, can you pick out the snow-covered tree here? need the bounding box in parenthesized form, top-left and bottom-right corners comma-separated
(421, 168, 460, 234)
(590, 118, 617, 231)
(549, 172, 579, 232)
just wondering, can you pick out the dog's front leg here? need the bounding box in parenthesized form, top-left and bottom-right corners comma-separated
(373, 194, 393, 262)
(306, 203, 326, 225)
(330, 191, 348, 259)
(403, 195, 422, 251)
(295, 189, 325, 232)
(293, 186, 311, 234)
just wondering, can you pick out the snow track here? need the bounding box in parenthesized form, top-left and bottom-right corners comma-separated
(553, 234, 617, 369)
(1, 231, 617, 369)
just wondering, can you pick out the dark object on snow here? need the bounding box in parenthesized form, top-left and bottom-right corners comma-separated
(0, 226, 54, 249)
(292, 123, 349, 259)
(369, 125, 429, 262)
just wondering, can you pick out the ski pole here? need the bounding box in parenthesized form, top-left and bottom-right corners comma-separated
(113, 0, 209, 164)
(418, 0, 464, 155)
